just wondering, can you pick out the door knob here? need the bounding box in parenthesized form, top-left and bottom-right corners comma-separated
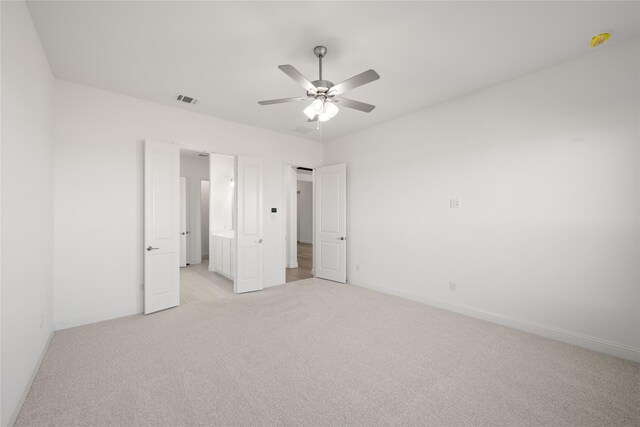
(146, 246, 159, 251)
(338, 237, 346, 241)
(257, 239, 263, 243)
(181, 232, 185, 235)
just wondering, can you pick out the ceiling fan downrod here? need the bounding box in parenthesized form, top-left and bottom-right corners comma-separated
(314, 45, 327, 81)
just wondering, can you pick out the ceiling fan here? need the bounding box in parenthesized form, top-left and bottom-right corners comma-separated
(258, 46, 380, 122)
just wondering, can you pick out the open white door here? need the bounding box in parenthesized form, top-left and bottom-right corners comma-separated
(315, 163, 347, 283)
(144, 140, 180, 314)
(180, 177, 188, 267)
(235, 156, 264, 293)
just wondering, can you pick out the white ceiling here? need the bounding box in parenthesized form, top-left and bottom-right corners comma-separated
(27, 1, 640, 143)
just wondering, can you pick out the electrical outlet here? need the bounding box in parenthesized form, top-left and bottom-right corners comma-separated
(449, 282, 457, 292)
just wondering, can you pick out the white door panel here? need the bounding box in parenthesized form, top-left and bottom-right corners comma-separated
(320, 171, 341, 232)
(235, 156, 264, 293)
(315, 163, 346, 283)
(144, 140, 180, 314)
(319, 241, 340, 271)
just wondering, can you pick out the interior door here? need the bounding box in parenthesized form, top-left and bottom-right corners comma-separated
(144, 140, 180, 314)
(180, 177, 188, 267)
(315, 163, 347, 283)
(235, 156, 264, 293)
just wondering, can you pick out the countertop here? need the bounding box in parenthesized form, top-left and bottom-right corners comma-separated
(210, 231, 234, 239)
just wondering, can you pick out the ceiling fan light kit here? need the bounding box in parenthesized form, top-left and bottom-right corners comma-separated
(258, 46, 380, 124)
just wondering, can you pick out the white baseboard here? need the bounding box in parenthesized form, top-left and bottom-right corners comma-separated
(298, 240, 312, 245)
(352, 280, 640, 363)
(7, 330, 54, 427)
(55, 307, 141, 330)
(286, 262, 298, 268)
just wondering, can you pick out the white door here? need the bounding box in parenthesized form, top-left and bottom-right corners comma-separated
(235, 156, 264, 293)
(144, 140, 180, 314)
(180, 177, 188, 267)
(315, 163, 347, 283)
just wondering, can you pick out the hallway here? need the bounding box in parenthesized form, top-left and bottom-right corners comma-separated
(286, 243, 313, 282)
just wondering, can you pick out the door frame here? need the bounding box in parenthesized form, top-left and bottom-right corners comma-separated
(144, 138, 271, 303)
(282, 161, 320, 281)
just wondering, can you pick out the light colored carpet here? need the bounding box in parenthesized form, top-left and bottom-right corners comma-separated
(179, 261, 234, 303)
(16, 275, 640, 426)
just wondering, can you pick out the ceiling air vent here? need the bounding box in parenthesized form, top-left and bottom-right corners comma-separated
(175, 93, 198, 105)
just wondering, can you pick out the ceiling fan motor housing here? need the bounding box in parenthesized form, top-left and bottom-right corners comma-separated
(307, 80, 334, 97)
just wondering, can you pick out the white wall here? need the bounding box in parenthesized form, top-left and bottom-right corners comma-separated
(324, 40, 640, 361)
(181, 154, 209, 264)
(54, 80, 322, 329)
(1, 2, 55, 425)
(181, 155, 209, 180)
(296, 171, 313, 183)
(209, 154, 234, 233)
(296, 181, 313, 244)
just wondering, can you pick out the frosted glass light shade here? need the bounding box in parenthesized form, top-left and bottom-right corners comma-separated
(324, 102, 339, 118)
(303, 103, 316, 120)
(318, 102, 339, 121)
(311, 98, 324, 113)
(303, 99, 339, 122)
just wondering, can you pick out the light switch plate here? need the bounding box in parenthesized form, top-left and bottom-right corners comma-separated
(450, 198, 461, 208)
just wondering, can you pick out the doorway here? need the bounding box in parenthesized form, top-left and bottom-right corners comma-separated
(143, 139, 267, 313)
(179, 149, 234, 301)
(286, 166, 314, 282)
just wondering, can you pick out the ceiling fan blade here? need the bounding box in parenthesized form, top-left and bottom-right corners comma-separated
(258, 96, 311, 105)
(278, 65, 317, 93)
(329, 69, 380, 95)
(307, 115, 318, 122)
(333, 98, 376, 113)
